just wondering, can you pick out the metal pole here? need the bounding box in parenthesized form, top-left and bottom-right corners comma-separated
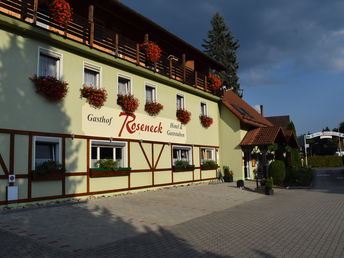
(304, 134, 308, 168)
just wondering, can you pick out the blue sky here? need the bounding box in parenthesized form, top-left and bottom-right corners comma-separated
(123, 0, 344, 135)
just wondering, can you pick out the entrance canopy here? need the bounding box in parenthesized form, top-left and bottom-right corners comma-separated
(240, 126, 287, 147)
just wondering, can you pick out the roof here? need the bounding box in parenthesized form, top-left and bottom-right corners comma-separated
(222, 90, 273, 128)
(97, 0, 225, 70)
(284, 130, 299, 148)
(265, 116, 290, 130)
(240, 126, 286, 146)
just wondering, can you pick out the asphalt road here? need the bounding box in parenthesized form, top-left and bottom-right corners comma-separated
(0, 168, 343, 257)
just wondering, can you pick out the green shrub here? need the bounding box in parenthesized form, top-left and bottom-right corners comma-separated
(265, 177, 274, 188)
(289, 148, 302, 169)
(95, 159, 118, 170)
(201, 160, 218, 167)
(34, 160, 64, 175)
(308, 156, 343, 168)
(284, 168, 314, 186)
(268, 160, 286, 185)
(174, 160, 191, 167)
(223, 166, 233, 176)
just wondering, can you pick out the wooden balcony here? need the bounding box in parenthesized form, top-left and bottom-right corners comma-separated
(0, 0, 219, 96)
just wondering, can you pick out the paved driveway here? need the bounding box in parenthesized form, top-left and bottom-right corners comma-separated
(0, 169, 344, 257)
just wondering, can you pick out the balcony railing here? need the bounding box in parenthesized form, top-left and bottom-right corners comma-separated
(0, 0, 218, 95)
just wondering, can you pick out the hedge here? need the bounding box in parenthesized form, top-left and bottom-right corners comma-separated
(284, 168, 313, 186)
(268, 160, 286, 185)
(308, 156, 343, 168)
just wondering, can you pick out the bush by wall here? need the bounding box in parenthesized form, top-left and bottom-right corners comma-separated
(268, 160, 286, 185)
(284, 168, 314, 186)
(308, 155, 343, 168)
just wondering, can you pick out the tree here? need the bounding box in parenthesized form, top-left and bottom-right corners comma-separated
(287, 121, 296, 134)
(202, 13, 241, 96)
(339, 122, 344, 133)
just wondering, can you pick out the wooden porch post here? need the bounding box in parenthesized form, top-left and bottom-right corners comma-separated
(88, 4, 94, 47)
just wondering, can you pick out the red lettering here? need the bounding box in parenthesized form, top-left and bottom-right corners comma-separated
(118, 112, 136, 137)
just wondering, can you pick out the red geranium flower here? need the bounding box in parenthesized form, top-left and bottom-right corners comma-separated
(176, 109, 191, 125)
(117, 94, 139, 113)
(80, 86, 107, 108)
(140, 41, 162, 63)
(30, 75, 68, 101)
(208, 74, 222, 91)
(145, 102, 163, 116)
(199, 115, 213, 128)
(49, 0, 73, 26)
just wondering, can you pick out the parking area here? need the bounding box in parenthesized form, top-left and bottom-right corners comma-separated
(0, 181, 262, 253)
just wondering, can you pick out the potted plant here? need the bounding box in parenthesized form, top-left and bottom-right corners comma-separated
(264, 177, 274, 195)
(199, 115, 213, 128)
(117, 94, 139, 113)
(140, 40, 162, 63)
(201, 160, 218, 170)
(223, 166, 233, 182)
(172, 160, 195, 172)
(49, 0, 73, 26)
(80, 86, 108, 108)
(145, 102, 164, 116)
(90, 159, 131, 178)
(207, 74, 222, 92)
(32, 160, 65, 181)
(176, 109, 191, 125)
(30, 75, 68, 101)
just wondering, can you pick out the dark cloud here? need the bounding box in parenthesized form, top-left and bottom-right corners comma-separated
(123, 0, 344, 87)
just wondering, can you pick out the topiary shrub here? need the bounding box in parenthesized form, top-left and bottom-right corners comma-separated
(268, 160, 286, 186)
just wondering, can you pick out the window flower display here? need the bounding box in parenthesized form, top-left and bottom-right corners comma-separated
(30, 75, 68, 101)
(140, 41, 162, 63)
(145, 102, 164, 116)
(200, 115, 213, 128)
(117, 94, 139, 113)
(80, 86, 108, 108)
(207, 74, 222, 91)
(176, 109, 191, 125)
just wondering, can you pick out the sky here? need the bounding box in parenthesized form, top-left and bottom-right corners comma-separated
(123, 0, 344, 135)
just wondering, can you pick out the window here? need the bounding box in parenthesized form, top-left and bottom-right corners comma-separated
(145, 85, 156, 103)
(33, 136, 62, 169)
(176, 94, 184, 110)
(173, 146, 191, 165)
(91, 141, 127, 168)
(201, 102, 208, 116)
(38, 48, 62, 78)
(201, 148, 215, 162)
(84, 63, 101, 88)
(118, 76, 131, 95)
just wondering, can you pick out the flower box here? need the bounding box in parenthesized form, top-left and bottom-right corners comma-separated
(223, 175, 233, 182)
(30, 75, 68, 101)
(90, 168, 131, 178)
(117, 94, 139, 113)
(201, 165, 219, 171)
(200, 115, 213, 128)
(145, 102, 163, 116)
(80, 86, 108, 108)
(31, 172, 64, 181)
(176, 109, 191, 125)
(172, 165, 195, 172)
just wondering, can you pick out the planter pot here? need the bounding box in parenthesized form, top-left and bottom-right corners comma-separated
(172, 166, 195, 172)
(223, 175, 233, 182)
(90, 168, 131, 178)
(265, 187, 274, 195)
(31, 172, 64, 181)
(201, 166, 219, 171)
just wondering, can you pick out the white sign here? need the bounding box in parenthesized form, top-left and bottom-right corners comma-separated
(82, 105, 187, 143)
(306, 131, 344, 139)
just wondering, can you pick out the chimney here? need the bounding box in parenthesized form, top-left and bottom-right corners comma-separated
(260, 105, 264, 116)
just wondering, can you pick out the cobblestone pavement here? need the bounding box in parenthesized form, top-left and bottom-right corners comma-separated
(0, 169, 343, 257)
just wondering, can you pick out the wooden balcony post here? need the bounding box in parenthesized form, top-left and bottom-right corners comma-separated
(33, 0, 38, 25)
(88, 4, 94, 47)
(182, 53, 186, 82)
(115, 33, 119, 56)
(169, 59, 173, 78)
(194, 71, 198, 88)
(144, 33, 149, 43)
(136, 43, 140, 64)
(21, 0, 28, 21)
(204, 75, 208, 91)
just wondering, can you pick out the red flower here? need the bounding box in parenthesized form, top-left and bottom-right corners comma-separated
(176, 109, 191, 125)
(140, 41, 162, 63)
(117, 94, 139, 113)
(49, 0, 73, 26)
(208, 74, 222, 91)
(145, 102, 163, 116)
(30, 75, 68, 101)
(80, 86, 107, 108)
(199, 115, 213, 128)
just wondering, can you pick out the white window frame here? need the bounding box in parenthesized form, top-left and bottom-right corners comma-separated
(32, 136, 62, 170)
(200, 101, 208, 116)
(83, 62, 102, 89)
(176, 93, 185, 110)
(172, 145, 192, 165)
(145, 83, 157, 103)
(117, 74, 133, 95)
(37, 47, 63, 79)
(90, 140, 128, 168)
(201, 147, 215, 162)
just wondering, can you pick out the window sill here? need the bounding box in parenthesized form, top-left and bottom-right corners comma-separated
(90, 168, 131, 178)
(31, 172, 64, 181)
(172, 166, 195, 172)
(200, 166, 219, 171)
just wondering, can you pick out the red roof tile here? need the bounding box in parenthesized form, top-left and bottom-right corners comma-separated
(222, 90, 273, 128)
(266, 116, 290, 130)
(240, 126, 286, 146)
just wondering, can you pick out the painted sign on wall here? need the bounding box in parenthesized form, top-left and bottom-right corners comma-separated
(82, 105, 187, 143)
